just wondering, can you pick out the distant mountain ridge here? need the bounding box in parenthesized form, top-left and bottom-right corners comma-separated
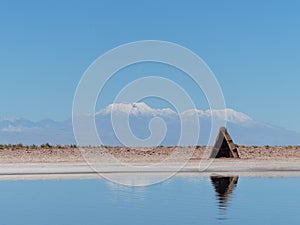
(0, 103, 299, 146)
(97, 102, 252, 123)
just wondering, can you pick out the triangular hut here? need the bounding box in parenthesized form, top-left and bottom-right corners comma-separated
(210, 127, 239, 158)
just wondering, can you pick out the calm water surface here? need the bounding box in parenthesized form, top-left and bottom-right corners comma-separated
(0, 176, 299, 225)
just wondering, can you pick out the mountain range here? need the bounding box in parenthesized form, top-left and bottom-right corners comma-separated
(0, 102, 299, 146)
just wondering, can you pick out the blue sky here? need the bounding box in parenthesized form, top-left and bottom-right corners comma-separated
(0, 0, 300, 132)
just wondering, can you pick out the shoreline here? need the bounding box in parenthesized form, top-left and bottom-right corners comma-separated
(1, 159, 300, 180)
(0, 146, 300, 180)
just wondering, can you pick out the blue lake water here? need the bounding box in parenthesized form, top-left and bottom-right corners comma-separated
(0, 176, 299, 225)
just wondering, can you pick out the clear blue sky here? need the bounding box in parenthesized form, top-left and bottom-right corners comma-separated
(0, 0, 299, 132)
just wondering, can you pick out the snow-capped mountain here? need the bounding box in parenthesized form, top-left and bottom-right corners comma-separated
(180, 108, 253, 124)
(97, 102, 177, 116)
(0, 102, 299, 146)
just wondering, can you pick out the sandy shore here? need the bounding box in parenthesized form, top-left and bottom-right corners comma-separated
(0, 146, 300, 180)
(1, 160, 300, 181)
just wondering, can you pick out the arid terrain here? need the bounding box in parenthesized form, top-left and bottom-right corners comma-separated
(0, 145, 300, 163)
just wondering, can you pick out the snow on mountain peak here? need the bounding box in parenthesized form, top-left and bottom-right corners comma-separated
(222, 108, 253, 123)
(97, 102, 177, 116)
(99, 102, 151, 114)
(96, 102, 252, 123)
(180, 108, 253, 123)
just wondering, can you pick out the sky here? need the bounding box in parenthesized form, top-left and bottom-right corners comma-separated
(0, 0, 300, 132)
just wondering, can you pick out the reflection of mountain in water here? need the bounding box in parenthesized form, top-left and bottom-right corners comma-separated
(210, 176, 238, 209)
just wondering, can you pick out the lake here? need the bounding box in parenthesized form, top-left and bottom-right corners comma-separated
(0, 176, 299, 225)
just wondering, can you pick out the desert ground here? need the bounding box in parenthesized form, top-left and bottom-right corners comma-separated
(1, 145, 300, 180)
(0, 145, 300, 163)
